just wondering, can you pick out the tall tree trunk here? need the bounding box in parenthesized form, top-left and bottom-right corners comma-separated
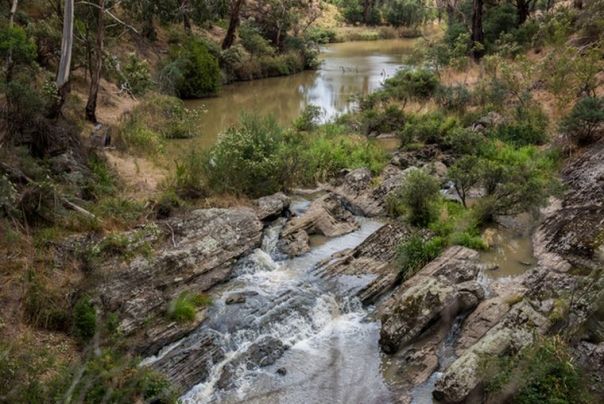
(471, 0, 484, 61)
(182, 0, 192, 34)
(222, 0, 244, 50)
(363, 0, 374, 24)
(573, 0, 583, 9)
(5, 0, 18, 83)
(516, 0, 530, 26)
(51, 0, 74, 118)
(85, 0, 105, 123)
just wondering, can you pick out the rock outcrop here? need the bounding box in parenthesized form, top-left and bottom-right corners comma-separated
(378, 247, 485, 355)
(253, 192, 290, 221)
(96, 208, 263, 354)
(326, 166, 411, 217)
(313, 221, 417, 303)
(278, 193, 358, 256)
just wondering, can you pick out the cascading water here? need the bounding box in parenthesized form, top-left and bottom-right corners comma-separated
(159, 209, 391, 404)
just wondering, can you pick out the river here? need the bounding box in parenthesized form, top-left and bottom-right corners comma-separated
(174, 39, 419, 151)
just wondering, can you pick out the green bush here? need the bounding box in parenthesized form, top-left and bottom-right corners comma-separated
(168, 292, 211, 323)
(400, 112, 460, 145)
(396, 169, 440, 226)
(161, 40, 220, 98)
(203, 114, 287, 197)
(436, 85, 472, 112)
(305, 27, 337, 44)
(445, 127, 487, 155)
(383, 68, 440, 100)
(240, 23, 276, 56)
(385, 0, 427, 28)
(560, 97, 604, 145)
(294, 104, 323, 132)
(73, 296, 97, 341)
(121, 54, 153, 95)
(362, 105, 406, 134)
(450, 231, 487, 250)
(492, 106, 549, 146)
(397, 235, 445, 279)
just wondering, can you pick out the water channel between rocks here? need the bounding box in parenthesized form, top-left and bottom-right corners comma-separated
(151, 37, 538, 404)
(140, 194, 537, 404)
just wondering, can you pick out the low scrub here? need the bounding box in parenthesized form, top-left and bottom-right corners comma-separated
(168, 292, 212, 323)
(397, 235, 445, 279)
(560, 96, 604, 146)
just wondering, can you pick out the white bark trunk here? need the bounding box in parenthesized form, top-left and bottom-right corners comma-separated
(9, 0, 18, 27)
(57, 0, 74, 89)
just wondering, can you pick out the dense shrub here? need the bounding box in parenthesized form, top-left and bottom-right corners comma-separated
(362, 105, 406, 134)
(436, 85, 472, 112)
(73, 296, 97, 341)
(397, 235, 445, 279)
(382, 68, 440, 100)
(167, 292, 211, 323)
(160, 40, 220, 98)
(118, 95, 201, 155)
(305, 27, 337, 44)
(203, 115, 288, 197)
(399, 112, 460, 145)
(240, 23, 276, 56)
(560, 97, 604, 145)
(294, 104, 323, 132)
(385, 0, 427, 28)
(492, 106, 549, 146)
(121, 54, 153, 95)
(445, 127, 487, 155)
(395, 169, 440, 226)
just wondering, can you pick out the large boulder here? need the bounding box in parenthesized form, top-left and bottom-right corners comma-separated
(96, 208, 263, 353)
(313, 221, 417, 303)
(378, 247, 485, 355)
(253, 192, 290, 221)
(326, 166, 411, 217)
(433, 301, 551, 403)
(278, 193, 358, 256)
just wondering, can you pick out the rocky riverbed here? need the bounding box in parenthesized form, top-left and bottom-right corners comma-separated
(74, 138, 604, 403)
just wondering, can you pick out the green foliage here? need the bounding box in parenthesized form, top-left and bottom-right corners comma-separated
(294, 104, 323, 132)
(118, 95, 201, 154)
(94, 197, 147, 226)
(435, 85, 472, 112)
(385, 0, 426, 28)
(399, 112, 459, 145)
(491, 106, 549, 146)
(397, 235, 445, 278)
(168, 292, 212, 323)
(172, 150, 208, 198)
(395, 169, 440, 226)
(362, 105, 406, 134)
(0, 25, 37, 67)
(382, 68, 440, 100)
(161, 40, 220, 98)
(24, 270, 70, 332)
(450, 231, 487, 250)
(203, 114, 287, 197)
(59, 349, 178, 403)
(445, 127, 487, 155)
(73, 296, 97, 342)
(305, 27, 337, 44)
(560, 97, 604, 145)
(240, 23, 276, 56)
(121, 53, 153, 95)
(448, 155, 481, 208)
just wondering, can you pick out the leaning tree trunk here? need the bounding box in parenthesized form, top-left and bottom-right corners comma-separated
(363, 0, 374, 24)
(222, 0, 245, 50)
(85, 0, 105, 123)
(51, 0, 74, 118)
(471, 0, 485, 61)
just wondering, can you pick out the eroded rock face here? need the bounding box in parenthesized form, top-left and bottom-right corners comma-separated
(534, 140, 604, 270)
(254, 192, 290, 221)
(278, 193, 358, 256)
(378, 247, 485, 355)
(96, 208, 263, 353)
(326, 166, 412, 217)
(433, 301, 551, 403)
(313, 221, 417, 303)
